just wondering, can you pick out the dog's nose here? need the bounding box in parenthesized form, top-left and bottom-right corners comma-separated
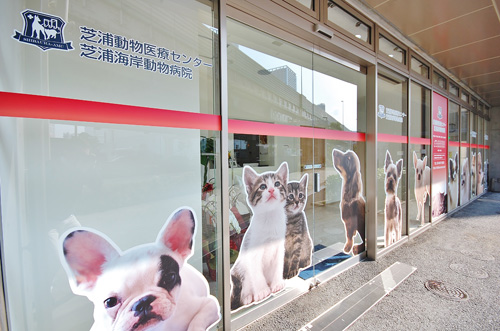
(132, 295, 156, 316)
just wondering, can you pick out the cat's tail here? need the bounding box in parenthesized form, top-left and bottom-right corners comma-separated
(230, 273, 243, 311)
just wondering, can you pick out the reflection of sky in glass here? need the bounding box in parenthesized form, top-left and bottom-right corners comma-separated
(239, 46, 358, 131)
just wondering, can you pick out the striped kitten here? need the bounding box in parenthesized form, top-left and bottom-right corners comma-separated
(230, 162, 288, 311)
(283, 174, 312, 279)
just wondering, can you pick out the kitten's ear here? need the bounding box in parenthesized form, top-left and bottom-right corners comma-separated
(396, 159, 403, 178)
(300, 173, 308, 189)
(277, 162, 289, 182)
(385, 150, 392, 172)
(423, 156, 427, 167)
(243, 166, 258, 194)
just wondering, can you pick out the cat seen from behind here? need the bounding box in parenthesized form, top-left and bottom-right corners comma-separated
(283, 174, 313, 279)
(230, 162, 288, 311)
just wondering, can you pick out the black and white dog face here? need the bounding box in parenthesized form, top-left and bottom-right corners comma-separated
(384, 150, 403, 195)
(60, 208, 220, 331)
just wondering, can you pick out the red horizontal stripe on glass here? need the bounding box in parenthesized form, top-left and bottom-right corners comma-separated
(0, 92, 221, 131)
(228, 119, 365, 141)
(461, 142, 470, 148)
(449, 141, 460, 147)
(377, 133, 408, 144)
(409, 137, 431, 145)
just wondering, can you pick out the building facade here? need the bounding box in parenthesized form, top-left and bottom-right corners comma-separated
(0, 0, 491, 330)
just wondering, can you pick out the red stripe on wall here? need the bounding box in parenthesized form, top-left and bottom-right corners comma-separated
(449, 141, 460, 147)
(228, 119, 366, 141)
(377, 133, 408, 144)
(461, 142, 470, 148)
(0, 92, 221, 131)
(409, 137, 431, 145)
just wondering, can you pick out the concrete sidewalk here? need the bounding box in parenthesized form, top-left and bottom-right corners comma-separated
(241, 192, 500, 330)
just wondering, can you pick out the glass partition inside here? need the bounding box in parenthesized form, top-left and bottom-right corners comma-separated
(377, 67, 408, 250)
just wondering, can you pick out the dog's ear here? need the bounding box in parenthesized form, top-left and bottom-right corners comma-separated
(158, 208, 196, 261)
(449, 158, 454, 178)
(396, 159, 403, 178)
(385, 150, 392, 172)
(423, 156, 427, 167)
(61, 229, 120, 296)
(454, 153, 459, 169)
(413, 151, 418, 169)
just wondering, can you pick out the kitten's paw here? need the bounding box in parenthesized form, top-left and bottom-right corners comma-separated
(254, 288, 272, 303)
(343, 242, 353, 254)
(270, 280, 285, 294)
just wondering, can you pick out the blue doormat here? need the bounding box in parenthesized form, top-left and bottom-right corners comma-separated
(298, 246, 351, 280)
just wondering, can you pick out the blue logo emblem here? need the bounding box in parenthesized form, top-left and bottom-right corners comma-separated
(378, 105, 386, 119)
(13, 9, 73, 51)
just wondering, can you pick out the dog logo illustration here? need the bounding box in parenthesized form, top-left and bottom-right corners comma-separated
(13, 9, 73, 51)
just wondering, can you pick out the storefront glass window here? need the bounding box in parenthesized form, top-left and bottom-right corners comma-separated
(0, 1, 222, 330)
(227, 18, 366, 323)
(377, 67, 407, 250)
(448, 102, 460, 211)
(470, 113, 478, 197)
(460, 107, 470, 204)
(409, 82, 431, 232)
(477, 117, 485, 195)
(410, 57, 429, 79)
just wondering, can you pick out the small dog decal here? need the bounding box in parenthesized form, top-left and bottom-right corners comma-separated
(333, 149, 365, 255)
(384, 150, 403, 247)
(60, 207, 221, 331)
(471, 152, 477, 195)
(448, 152, 459, 210)
(412, 151, 430, 226)
(476, 152, 484, 195)
(460, 157, 470, 205)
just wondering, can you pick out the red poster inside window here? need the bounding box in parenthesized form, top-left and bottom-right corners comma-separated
(431, 92, 448, 218)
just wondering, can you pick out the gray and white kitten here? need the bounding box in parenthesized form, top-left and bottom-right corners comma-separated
(230, 162, 288, 311)
(283, 174, 312, 279)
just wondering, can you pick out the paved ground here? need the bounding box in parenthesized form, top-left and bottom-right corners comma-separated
(241, 192, 500, 330)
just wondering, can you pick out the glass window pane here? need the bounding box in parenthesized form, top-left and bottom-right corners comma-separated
(377, 69, 408, 250)
(327, 1, 371, 43)
(449, 83, 459, 97)
(379, 35, 406, 64)
(409, 82, 431, 231)
(227, 19, 367, 319)
(460, 107, 470, 204)
(433, 71, 447, 90)
(448, 102, 460, 211)
(470, 113, 478, 197)
(410, 57, 429, 78)
(291, 0, 315, 11)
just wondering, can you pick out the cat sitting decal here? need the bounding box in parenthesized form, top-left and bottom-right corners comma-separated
(230, 163, 289, 311)
(283, 174, 313, 279)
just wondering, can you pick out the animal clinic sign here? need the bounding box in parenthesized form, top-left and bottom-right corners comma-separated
(431, 92, 448, 218)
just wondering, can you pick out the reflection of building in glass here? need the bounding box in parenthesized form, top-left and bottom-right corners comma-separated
(268, 66, 297, 90)
(228, 45, 345, 131)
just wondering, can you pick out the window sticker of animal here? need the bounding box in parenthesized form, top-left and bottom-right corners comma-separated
(59, 207, 221, 331)
(448, 152, 459, 210)
(476, 152, 484, 195)
(460, 157, 470, 205)
(332, 149, 365, 255)
(384, 150, 403, 247)
(230, 162, 289, 311)
(412, 151, 430, 226)
(283, 173, 313, 279)
(471, 152, 477, 195)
